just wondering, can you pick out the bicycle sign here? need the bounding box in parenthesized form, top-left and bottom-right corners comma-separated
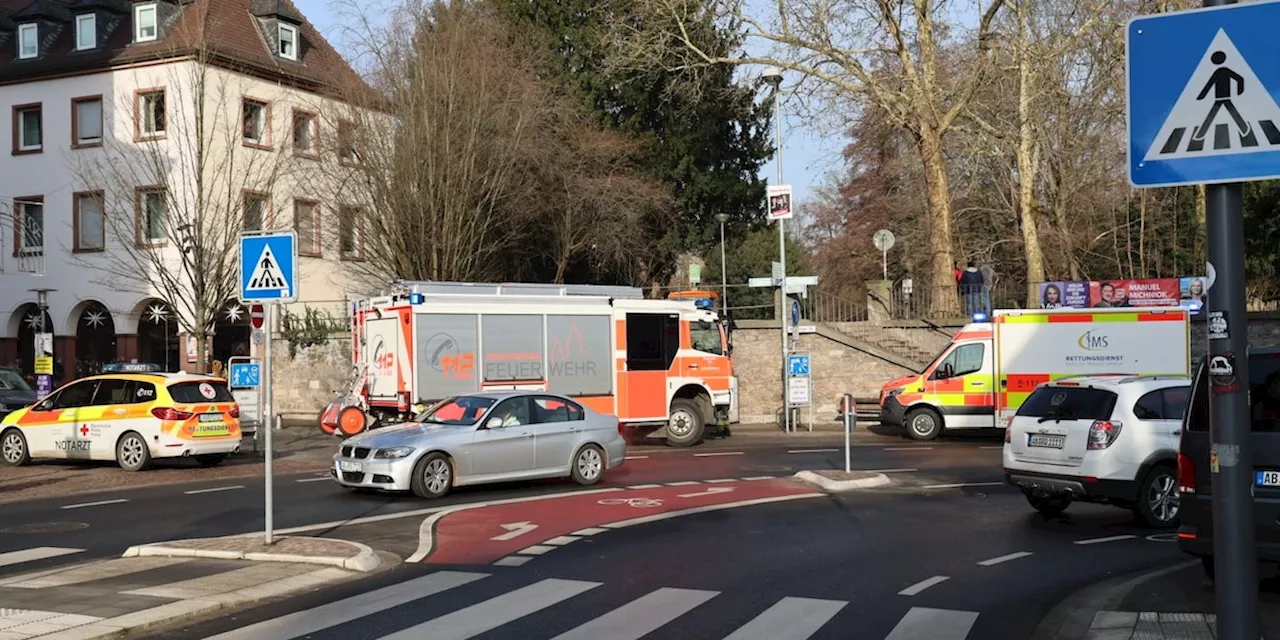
(598, 497, 664, 508)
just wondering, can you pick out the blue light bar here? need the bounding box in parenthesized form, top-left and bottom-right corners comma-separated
(694, 298, 715, 310)
(972, 312, 988, 322)
(409, 293, 425, 305)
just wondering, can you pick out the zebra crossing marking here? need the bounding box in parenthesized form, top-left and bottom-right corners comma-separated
(884, 607, 980, 640)
(0, 547, 84, 569)
(379, 578, 600, 640)
(549, 587, 718, 640)
(721, 596, 848, 640)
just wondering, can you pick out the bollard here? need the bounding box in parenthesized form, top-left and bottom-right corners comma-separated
(843, 394, 854, 473)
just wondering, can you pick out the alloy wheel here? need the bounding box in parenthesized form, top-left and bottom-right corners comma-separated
(577, 448, 603, 481)
(424, 458, 451, 494)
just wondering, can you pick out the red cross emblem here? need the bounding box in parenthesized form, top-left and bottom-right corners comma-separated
(80, 425, 89, 437)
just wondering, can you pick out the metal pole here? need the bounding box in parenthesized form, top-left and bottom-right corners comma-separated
(719, 220, 728, 310)
(264, 304, 275, 545)
(882, 250, 887, 280)
(774, 81, 790, 434)
(843, 394, 852, 473)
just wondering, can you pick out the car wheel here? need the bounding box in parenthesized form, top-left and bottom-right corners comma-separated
(116, 432, 152, 472)
(195, 454, 227, 467)
(571, 445, 605, 486)
(1201, 556, 1215, 581)
(1134, 464, 1180, 528)
(1, 428, 30, 467)
(906, 407, 944, 441)
(1026, 492, 1071, 516)
(410, 452, 453, 499)
(666, 399, 704, 448)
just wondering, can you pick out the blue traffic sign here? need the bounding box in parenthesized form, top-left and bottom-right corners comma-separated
(1129, 3, 1280, 187)
(229, 363, 261, 388)
(790, 299, 801, 326)
(239, 231, 297, 303)
(788, 354, 810, 377)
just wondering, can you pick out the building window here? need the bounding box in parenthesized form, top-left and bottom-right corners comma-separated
(338, 205, 363, 259)
(15, 198, 43, 255)
(242, 99, 268, 146)
(292, 110, 317, 155)
(278, 23, 298, 60)
(136, 89, 165, 139)
(243, 192, 268, 231)
(72, 96, 103, 147)
(13, 104, 41, 154)
(294, 199, 319, 256)
(75, 14, 96, 50)
(137, 189, 166, 245)
(338, 120, 357, 163)
(17, 24, 37, 59)
(74, 191, 105, 252)
(134, 3, 157, 42)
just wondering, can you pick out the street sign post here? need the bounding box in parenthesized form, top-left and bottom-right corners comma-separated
(1129, 2, 1257, 636)
(238, 231, 298, 547)
(750, 273, 820, 434)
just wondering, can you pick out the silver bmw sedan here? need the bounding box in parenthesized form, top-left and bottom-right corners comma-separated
(331, 391, 627, 498)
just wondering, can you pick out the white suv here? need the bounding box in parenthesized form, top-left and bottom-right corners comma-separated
(1002, 375, 1190, 528)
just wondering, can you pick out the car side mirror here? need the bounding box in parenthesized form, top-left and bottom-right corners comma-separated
(31, 400, 51, 412)
(485, 417, 503, 429)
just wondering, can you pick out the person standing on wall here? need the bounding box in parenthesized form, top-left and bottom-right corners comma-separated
(959, 261, 985, 316)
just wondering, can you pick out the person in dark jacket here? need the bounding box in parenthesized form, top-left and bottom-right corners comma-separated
(959, 261, 985, 316)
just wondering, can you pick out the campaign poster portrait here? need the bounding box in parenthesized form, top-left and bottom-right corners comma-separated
(1089, 279, 1180, 308)
(1039, 282, 1065, 309)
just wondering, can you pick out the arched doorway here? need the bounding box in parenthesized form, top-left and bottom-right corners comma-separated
(13, 303, 54, 381)
(137, 299, 179, 371)
(213, 301, 251, 374)
(75, 301, 117, 377)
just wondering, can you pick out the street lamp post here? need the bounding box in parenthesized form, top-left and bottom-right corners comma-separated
(715, 213, 730, 311)
(762, 66, 789, 432)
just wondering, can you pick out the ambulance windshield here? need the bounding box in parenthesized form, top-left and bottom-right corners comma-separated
(691, 321, 723, 355)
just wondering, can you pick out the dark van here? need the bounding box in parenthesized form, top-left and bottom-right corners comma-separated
(1178, 348, 1280, 578)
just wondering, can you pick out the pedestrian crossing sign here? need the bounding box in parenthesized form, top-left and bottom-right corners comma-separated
(1128, 2, 1280, 187)
(239, 231, 297, 303)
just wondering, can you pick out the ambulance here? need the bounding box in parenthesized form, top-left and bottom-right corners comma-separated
(878, 307, 1191, 440)
(320, 281, 736, 447)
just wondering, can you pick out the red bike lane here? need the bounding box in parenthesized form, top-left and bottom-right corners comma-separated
(419, 478, 821, 565)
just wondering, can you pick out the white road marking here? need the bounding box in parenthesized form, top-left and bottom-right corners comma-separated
(920, 482, 1004, 489)
(516, 545, 557, 556)
(665, 481, 700, 486)
(884, 447, 933, 451)
(694, 451, 744, 457)
(60, 499, 127, 510)
(722, 597, 847, 640)
(1075, 535, 1137, 545)
(898, 575, 950, 596)
(0, 547, 84, 568)
(884, 607, 979, 640)
(624, 456, 649, 460)
(296, 477, 330, 483)
(706, 478, 737, 483)
(550, 587, 718, 640)
(865, 468, 918, 474)
(490, 522, 538, 541)
(604, 494, 824, 530)
(201, 570, 488, 640)
(184, 485, 245, 495)
(977, 551, 1034, 566)
(788, 449, 840, 454)
(380, 579, 601, 639)
(493, 556, 532, 567)
(742, 476, 776, 481)
(543, 536, 579, 546)
(572, 527, 609, 536)
(627, 484, 663, 489)
(677, 487, 735, 498)
(979, 445, 1005, 449)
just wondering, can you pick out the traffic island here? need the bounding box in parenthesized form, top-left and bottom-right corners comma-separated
(793, 470, 891, 492)
(123, 534, 382, 572)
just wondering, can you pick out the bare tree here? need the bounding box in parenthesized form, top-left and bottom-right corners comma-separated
(69, 32, 298, 372)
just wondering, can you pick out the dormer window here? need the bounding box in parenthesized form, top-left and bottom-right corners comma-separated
(278, 23, 297, 60)
(17, 23, 36, 59)
(134, 3, 157, 42)
(75, 14, 96, 51)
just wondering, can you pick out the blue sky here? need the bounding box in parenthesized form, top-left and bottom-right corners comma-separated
(291, 0, 839, 205)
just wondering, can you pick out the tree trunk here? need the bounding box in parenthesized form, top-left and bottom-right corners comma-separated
(195, 329, 207, 375)
(1195, 184, 1207, 266)
(919, 128, 959, 316)
(1016, 2, 1045, 308)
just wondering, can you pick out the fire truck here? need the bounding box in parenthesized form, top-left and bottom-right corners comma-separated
(319, 281, 736, 447)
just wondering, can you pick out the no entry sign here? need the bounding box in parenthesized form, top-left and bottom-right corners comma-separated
(249, 304, 265, 329)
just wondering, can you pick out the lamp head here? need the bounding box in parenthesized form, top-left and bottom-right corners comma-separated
(714, 213, 730, 224)
(761, 66, 783, 88)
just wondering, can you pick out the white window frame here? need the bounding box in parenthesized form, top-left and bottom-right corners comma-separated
(17, 200, 43, 254)
(74, 97, 103, 145)
(140, 190, 167, 244)
(242, 100, 267, 145)
(75, 192, 105, 252)
(17, 107, 41, 152)
(134, 3, 157, 43)
(278, 23, 298, 61)
(292, 111, 317, 153)
(75, 13, 96, 51)
(17, 23, 37, 59)
(139, 90, 165, 137)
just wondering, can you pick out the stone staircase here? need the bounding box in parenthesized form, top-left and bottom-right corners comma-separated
(825, 322, 957, 373)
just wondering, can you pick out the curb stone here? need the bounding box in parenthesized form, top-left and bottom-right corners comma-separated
(792, 470, 891, 492)
(1029, 559, 1199, 640)
(122, 536, 381, 572)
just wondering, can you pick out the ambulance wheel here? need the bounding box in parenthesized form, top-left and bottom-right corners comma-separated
(666, 399, 705, 447)
(337, 407, 367, 438)
(906, 407, 943, 441)
(116, 432, 152, 472)
(1, 428, 29, 467)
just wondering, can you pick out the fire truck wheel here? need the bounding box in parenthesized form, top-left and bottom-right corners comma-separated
(411, 452, 453, 499)
(338, 407, 367, 437)
(666, 399, 705, 447)
(905, 407, 943, 441)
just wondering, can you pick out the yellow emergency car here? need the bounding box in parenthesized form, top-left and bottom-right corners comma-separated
(0, 372, 242, 472)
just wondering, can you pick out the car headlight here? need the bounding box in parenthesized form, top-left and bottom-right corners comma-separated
(374, 446, 415, 459)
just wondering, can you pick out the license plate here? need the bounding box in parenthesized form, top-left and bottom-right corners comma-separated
(339, 461, 363, 473)
(1027, 433, 1066, 449)
(192, 424, 230, 437)
(198, 413, 223, 423)
(1257, 471, 1280, 487)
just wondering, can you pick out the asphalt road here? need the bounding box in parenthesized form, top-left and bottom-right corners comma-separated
(147, 466, 1184, 640)
(0, 432, 1003, 579)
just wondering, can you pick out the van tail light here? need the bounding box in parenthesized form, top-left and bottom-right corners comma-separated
(229, 406, 240, 419)
(1086, 420, 1123, 450)
(1178, 453, 1197, 494)
(152, 407, 194, 421)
